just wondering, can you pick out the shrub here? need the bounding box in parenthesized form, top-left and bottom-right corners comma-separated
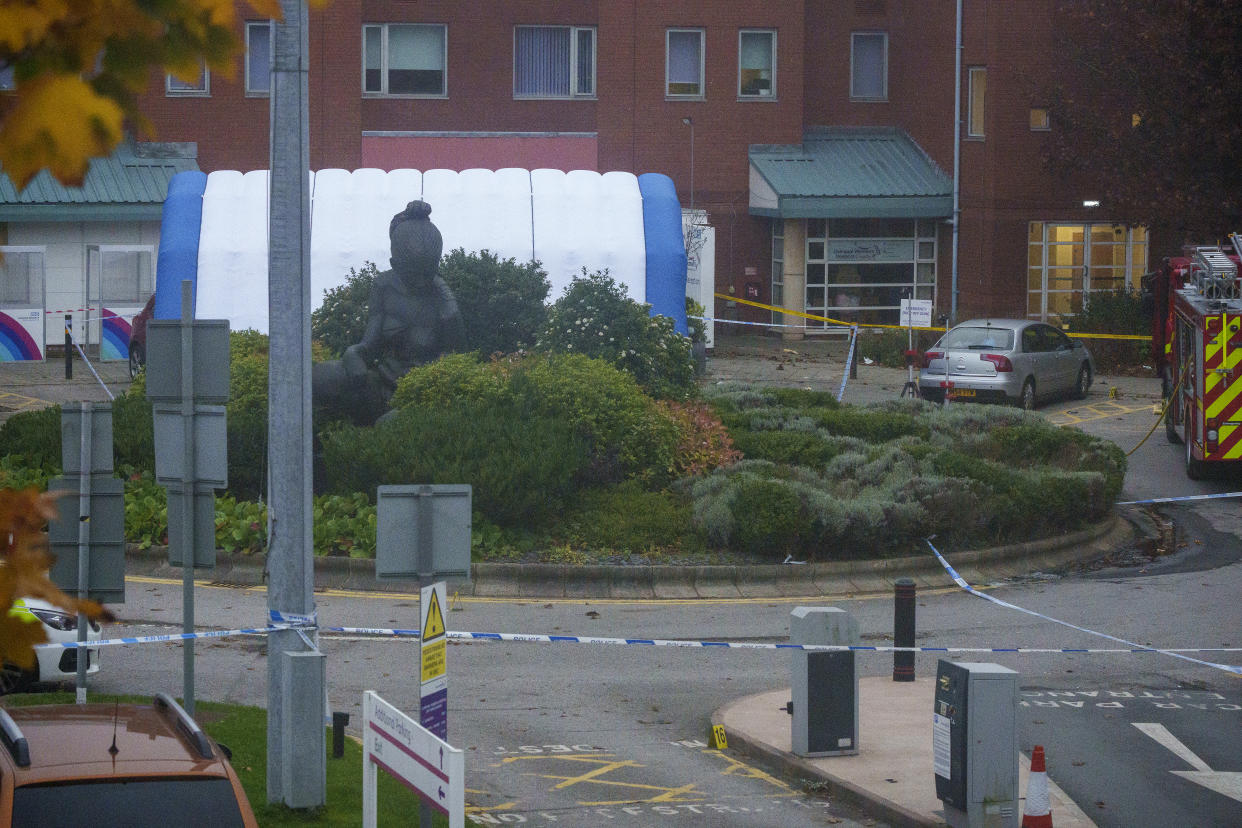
(0, 455, 53, 491)
(1067, 288, 1151, 371)
(389, 352, 513, 411)
(226, 333, 271, 501)
(856, 327, 941, 369)
(112, 376, 154, 474)
(439, 248, 550, 355)
(311, 262, 377, 357)
(313, 493, 376, 557)
(123, 470, 167, 549)
(319, 401, 588, 528)
(0, 406, 61, 471)
(658, 400, 742, 478)
(537, 268, 695, 399)
(556, 481, 706, 557)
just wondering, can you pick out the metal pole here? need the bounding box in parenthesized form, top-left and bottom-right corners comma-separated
(75, 402, 91, 704)
(893, 578, 916, 682)
(64, 314, 72, 379)
(950, 0, 962, 325)
(180, 281, 196, 717)
(267, 0, 323, 807)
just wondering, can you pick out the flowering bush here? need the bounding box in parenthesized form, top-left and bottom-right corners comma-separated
(658, 400, 742, 478)
(537, 268, 695, 400)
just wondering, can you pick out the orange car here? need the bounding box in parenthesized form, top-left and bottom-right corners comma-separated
(0, 693, 257, 827)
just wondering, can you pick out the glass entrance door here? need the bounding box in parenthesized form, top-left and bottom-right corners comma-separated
(86, 245, 155, 360)
(1027, 223, 1147, 322)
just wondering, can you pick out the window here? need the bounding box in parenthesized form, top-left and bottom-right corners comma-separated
(166, 62, 209, 96)
(1030, 108, 1050, 131)
(363, 24, 446, 96)
(967, 67, 986, 137)
(0, 248, 44, 308)
(0, 64, 13, 91)
(1027, 222, 1148, 321)
(246, 22, 271, 95)
(739, 30, 775, 97)
(850, 32, 886, 100)
(514, 26, 595, 98)
(666, 29, 704, 97)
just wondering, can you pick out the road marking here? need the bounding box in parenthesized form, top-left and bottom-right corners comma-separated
(1047, 400, 1154, 426)
(496, 754, 706, 805)
(1133, 722, 1242, 804)
(0, 391, 49, 413)
(124, 574, 961, 606)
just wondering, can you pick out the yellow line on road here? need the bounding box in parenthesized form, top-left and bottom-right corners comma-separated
(124, 574, 961, 606)
(1046, 401, 1155, 426)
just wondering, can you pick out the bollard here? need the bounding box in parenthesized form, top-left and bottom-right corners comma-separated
(893, 577, 916, 682)
(64, 314, 73, 379)
(332, 711, 351, 758)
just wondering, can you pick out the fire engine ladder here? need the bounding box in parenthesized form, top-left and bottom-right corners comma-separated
(1230, 232, 1242, 261)
(1191, 248, 1239, 301)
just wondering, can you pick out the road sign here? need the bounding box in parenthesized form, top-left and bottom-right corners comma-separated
(900, 298, 933, 328)
(421, 581, 448, 740)
(362, 691, 463, 828)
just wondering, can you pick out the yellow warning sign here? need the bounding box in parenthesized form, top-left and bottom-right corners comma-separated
(422, 588, 446, 641)
(421, 639, 446, 683)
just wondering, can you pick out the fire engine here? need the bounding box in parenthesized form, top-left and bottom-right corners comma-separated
(1148, 234, 1242, 478)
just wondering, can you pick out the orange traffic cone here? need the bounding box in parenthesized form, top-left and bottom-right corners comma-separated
(1022, 744, 1053, 827)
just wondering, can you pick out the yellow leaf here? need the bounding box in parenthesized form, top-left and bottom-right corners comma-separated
(0, 74, 124, 190)
(0, 0, 71, 53)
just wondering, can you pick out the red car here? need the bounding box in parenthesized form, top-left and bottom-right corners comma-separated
(129, 293, 156, 379)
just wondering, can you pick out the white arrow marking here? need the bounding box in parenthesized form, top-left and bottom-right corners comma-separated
(1134, 722, 1242, 804)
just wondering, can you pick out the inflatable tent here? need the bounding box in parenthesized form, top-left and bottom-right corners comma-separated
(155, 168, 688, 334)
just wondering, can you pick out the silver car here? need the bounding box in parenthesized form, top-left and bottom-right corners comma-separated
(918, 319, 1094, 409)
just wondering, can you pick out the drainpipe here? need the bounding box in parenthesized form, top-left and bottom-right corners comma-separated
(951, 0, 962, 324)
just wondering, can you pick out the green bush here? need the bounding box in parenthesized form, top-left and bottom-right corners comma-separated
(320, 401, 588, 528)
(226, 333, 271, 501)
(556, 481, 706, 557)
(1067, 288, 1151, 371)
(856, 328, 940, 369)
(123, 470, 167, 549)
(112, 376, 154, 474)
(311, 263, 377, 358)
(0, 455, 53, 491)
(537, 268, 695, 399)
(440, 248, 550, 355)
(313, 493, 376, 557)
(0, 406, 61, 471)
(389, 352, 513, 411)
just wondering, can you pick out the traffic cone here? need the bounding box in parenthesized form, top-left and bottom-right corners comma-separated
(1022, 744, 1053, 827)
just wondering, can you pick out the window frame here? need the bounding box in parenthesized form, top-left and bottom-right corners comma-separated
(849, 31, 887, 101)
(1029, 108, 1050, 131)
(245, 21, 272, 97)
(512, 25, 597, 100)
(165, 62, 210, 97)
(967, 66, 986, 138)
(361, 23, 448, 98)
(665, 28, 705, 99)
(738, 29, 776, 99)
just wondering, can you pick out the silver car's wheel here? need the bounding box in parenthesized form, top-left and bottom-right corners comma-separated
(1074, 363, 1091, 400)
(1019, 378, 1036, 411)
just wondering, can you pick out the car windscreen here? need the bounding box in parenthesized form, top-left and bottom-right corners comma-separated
(939, 326, 1015, 350)
(14, 777, 247, 827)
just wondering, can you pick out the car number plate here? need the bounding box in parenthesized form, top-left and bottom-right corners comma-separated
(948, 388, 975, 399)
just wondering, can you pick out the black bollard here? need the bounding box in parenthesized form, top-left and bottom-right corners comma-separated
(64, 314, 72, 379)
(331, 711, 350, 758)
(893, 577, 916, 682)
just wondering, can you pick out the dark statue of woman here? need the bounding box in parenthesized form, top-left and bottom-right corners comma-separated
(313, 200, 465, 425)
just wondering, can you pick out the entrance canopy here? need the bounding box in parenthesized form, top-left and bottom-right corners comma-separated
(749, 127, 952, 219)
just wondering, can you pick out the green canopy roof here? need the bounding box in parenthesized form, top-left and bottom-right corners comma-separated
(749, 127, 952, 219)
(0, 142, 199, 222)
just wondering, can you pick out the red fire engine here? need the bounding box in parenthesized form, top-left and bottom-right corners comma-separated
(1149, 235, 1242, 478)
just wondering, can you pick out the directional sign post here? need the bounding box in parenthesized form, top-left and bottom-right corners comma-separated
(362, 691, 463, 828)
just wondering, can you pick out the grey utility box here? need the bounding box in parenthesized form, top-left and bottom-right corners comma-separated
(790, 606, 859, 757)
(376, 484, 472, 581)
(933, 661, 1019, 828)
(46, 476, 127, 603)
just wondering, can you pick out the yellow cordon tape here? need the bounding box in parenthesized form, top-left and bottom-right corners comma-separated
(713, 293, 1149, 341)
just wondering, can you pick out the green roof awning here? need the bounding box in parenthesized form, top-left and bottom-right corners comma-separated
(749, 127, 952, 219)
(0, 142, 199, 222)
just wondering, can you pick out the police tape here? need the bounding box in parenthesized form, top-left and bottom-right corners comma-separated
(1117, 491, 1242, 505)
(927, 538, 1242, 676)
(714, 292, 1149, 340)
(37, 622, 1242, 659)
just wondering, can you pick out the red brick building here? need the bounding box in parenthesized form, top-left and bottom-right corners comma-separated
(135, 0, 1152, 334)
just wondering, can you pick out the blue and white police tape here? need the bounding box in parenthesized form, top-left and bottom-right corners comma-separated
(1117, 491, 1242, 505)
(927, 538, 1242, 676)
(34, 624, 293, 650)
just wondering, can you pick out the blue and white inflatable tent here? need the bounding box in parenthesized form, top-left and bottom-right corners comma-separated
(155, 168, 688, 334)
